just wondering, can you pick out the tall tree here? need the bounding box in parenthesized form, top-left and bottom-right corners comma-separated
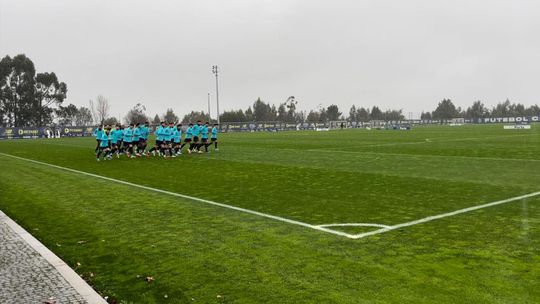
(465, 100, 487, 119)
(55, 103, 79, 126)
(0, 54, 36, 127)
(420, 111, 432, 120)
(35, 72, 67, 126)
(383, 109, 404, 121)
(103, 117, 119, 126)
(509, 102, 526, 116)
(233, 109, 247, 122)
(318, 106, 328, 122)
(244, 107, 254, 121)
(294, 110, 306, 123)
(370, 106, 383, 120)
(152, 114, 161, 125)
(348, 105, 357, 121)
(277, 103, 287, 122)
(326, 104, 342, 121)
(432, 99, 458, 121)
(252, 98, 275, 121)
(357, 107, 369, 122)
(163, 108, 179, 123)
(490, 99, 511, 117)
(524, 104, 540, 116)
(182, 111, 210, 123)
(220, 109, 246, 122)
(124, 103, 149, 124)
(0, 54, 67, 127)
(75, 106, 93, 125)
(285, 96, 297, 122)
(89, 95, 111, 125)
(306, 110, 321, 123)
(269, 104, 278, 121)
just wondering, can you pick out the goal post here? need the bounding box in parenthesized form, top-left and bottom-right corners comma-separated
(329, 121, 348, 129)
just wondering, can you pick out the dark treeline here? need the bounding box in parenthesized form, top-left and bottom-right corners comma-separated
(219, 97, 406, 123)
(220, 98, 540, 123)
(420, 99, 540, 121)
(2, 54, 539, 127)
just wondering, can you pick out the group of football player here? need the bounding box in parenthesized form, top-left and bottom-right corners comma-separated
(93, 121, 219, 161)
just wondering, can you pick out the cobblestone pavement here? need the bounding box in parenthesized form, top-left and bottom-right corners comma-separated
(0, 219, 87, 304)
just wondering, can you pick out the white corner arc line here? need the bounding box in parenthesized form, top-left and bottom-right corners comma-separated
(350, 190, 540, 239)
(0, 153, 356, 239)
(317, 223, 391, 229)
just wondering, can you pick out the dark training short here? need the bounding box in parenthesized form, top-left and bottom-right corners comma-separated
(184, 138, 192, 143)
(211, 138, 217, 142)
(201, 138, 208, 143)
(193, 136, 199, 143)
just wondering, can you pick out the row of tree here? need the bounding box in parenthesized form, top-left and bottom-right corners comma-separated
(0, 54, 67, 127)
(59, 96, 538, 127)
(222, 98, 540, 124)
(218, 98, 405, 123)
(3, 54, 540, 127)
(421, 99, 540, 121)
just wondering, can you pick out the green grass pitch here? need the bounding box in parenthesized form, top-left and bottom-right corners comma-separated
(0, 124, 539, 303)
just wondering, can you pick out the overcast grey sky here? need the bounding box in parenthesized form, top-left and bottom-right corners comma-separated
(1, 0, 539, 119)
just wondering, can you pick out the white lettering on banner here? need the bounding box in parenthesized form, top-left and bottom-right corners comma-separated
(482, 116, 538, 124)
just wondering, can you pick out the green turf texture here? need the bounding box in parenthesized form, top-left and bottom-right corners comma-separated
(0, 124, 539, 303)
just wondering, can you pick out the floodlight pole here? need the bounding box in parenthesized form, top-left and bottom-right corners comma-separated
(207, 93, 211, 120)
(212, 65, 220, 125)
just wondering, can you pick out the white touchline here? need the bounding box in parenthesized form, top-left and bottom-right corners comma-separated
(0, 153, 356, 239)
(1, 152, 539, 240)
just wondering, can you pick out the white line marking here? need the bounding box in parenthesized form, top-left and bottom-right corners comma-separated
(0, 153, 356, 239)
(349, 190, 540, 239)
(1, 152, 539, 240)
(317, 223, 391, 229)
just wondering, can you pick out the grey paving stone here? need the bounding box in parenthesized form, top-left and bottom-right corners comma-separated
(0, 220, 87, 304)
